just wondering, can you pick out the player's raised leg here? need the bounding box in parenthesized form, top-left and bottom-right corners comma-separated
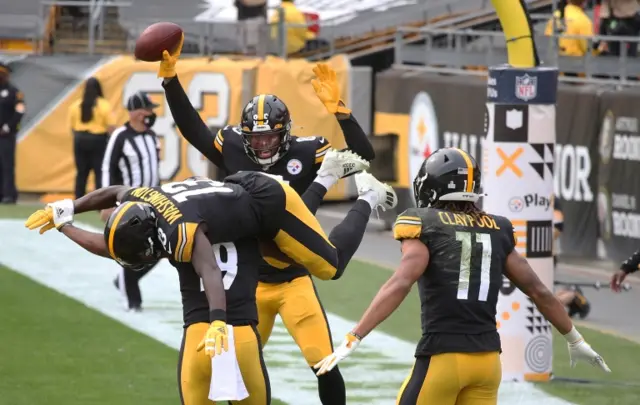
(301, 149, 369, 214)
(272, 169, 397, 280)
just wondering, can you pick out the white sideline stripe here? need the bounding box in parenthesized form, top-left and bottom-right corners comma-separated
(0, 220, 575, 405)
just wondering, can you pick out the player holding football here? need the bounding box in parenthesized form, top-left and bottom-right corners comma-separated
(315, 148, 610, 405)
(157, 35, 377, 404)
(26, 163, 396, 405)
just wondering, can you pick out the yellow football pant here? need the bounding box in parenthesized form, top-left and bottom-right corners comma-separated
(256, 276, 333, 366)
(396, 352, 501, 405)
(178, 323, 270, 405)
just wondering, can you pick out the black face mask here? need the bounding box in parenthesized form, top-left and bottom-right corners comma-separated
(144, 113, 157, 129)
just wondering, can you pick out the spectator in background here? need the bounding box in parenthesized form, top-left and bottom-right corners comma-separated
(545, 0, 594, 57)
(100, 91, 160, 312)
(0, 62, 25, 205)
(270, 0, 317, 55)
(235, 0, 267, 55)
(68, 77, 115, 199)
(597, 0, 640, 57)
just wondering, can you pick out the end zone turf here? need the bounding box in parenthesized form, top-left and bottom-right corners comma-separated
(2, 204, 639, 404)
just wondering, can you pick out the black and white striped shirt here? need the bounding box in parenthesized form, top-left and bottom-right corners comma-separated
(101, 123, 160, 188)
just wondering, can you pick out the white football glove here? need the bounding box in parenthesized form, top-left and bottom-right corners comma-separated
(313, 332, 361, 376)
(47, 199, 75, 229)
(564, 327, 611, 372)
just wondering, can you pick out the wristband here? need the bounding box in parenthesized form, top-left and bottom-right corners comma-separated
(563, 326, 583, 345)
(349, 331, 363, 341)
(209, 309, 227, 323)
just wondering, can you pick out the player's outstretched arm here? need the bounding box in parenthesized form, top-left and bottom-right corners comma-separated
(191, 226, 229, 358)
(505, 251, 611, 372)
(60, 224, 110, 258)
(74, 186, 131, 214)
(161, 76, 225, 168)
(611, 250, 639, 292)
(25, 186, 130, 235)
(311, 63, 374, 160)
(314, 239, 428, 376)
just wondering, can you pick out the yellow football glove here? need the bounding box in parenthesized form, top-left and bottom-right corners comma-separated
(25, 207, 56, 234)
(196, 320, 229, 358)
(311, 63, 351, 116)
(157, 33, 184, 78)
(25, 199, 75, 234)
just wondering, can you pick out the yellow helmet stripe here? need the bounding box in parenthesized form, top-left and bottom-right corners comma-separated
(454, 148, 474, 192)
(107, 202, 136, 260)
(256, 94, 266, 123)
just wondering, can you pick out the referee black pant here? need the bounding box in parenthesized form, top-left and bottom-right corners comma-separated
(116, 263, 156, 309)
(74, 131, 108, 199)
(0, 133, 17, 203)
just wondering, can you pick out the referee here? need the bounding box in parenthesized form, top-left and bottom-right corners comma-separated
(100, 91, 160, 312)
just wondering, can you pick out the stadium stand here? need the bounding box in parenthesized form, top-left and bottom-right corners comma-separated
(0, 0, 46, 54)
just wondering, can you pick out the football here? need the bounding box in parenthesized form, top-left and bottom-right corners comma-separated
(134, 22, 183, 62)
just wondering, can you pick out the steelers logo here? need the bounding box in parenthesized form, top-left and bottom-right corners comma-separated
(287, 159, 303, 175)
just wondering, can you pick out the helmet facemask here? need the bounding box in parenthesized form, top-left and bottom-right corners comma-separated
(241, 122, 291, 166)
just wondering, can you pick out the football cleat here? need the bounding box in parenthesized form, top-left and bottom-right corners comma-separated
(356, 171, 398, 211)
(317, 149, 370, 179)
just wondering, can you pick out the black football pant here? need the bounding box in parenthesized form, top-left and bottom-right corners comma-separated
(74, 131, 108, 199)
(0, 134, 17, 203)
(117, 263, 156, 309)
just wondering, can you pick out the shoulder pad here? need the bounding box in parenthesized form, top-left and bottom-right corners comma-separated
(393, 209, 423, 241)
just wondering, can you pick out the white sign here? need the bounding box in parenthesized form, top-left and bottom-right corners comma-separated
(484, 99, 556, 383)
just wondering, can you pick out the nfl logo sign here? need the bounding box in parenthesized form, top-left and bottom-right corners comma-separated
(515, 74, 537, 101)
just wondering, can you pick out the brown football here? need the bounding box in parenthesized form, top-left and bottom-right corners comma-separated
(134, 22, 183, 62)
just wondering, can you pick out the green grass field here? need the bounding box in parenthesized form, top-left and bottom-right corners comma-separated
(3, 204, 640, 404)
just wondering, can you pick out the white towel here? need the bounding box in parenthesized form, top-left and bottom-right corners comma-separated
(208, 325, 249, 401)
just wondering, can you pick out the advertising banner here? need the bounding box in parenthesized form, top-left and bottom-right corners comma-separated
(484, 66, 558, 382)
(374, 70, 601, 258)
(374, 71, 487, 190)
(554, 85, 600, 258)
(597, 88, 640, 262)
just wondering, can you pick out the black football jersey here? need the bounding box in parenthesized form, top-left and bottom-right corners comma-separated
(122, 178, 263, 326)
(394, 207, 516, 356)
(215, 125, 331, 194)
(215, 125, 331, 283)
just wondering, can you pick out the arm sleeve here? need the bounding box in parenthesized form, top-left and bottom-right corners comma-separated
(170, 222, 199, 263)
(621, 250, 640, 274)
(314, 137, 332, 166)
(7, 89, 25, 132)
(162, 76, 225, 168)
(338, 113, 375, 161)
(101, 129, 124, 187)
(393, 209, 423, 241)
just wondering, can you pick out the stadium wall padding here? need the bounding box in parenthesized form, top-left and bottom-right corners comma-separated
(371, 70, 640, 262)
(13, 54, 367, 201)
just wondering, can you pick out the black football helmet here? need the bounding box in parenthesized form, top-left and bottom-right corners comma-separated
(104, 201, 162, 270)
(240, 94, 292, 166)
(413, 148, 482, 208)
